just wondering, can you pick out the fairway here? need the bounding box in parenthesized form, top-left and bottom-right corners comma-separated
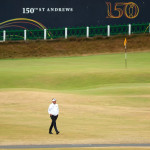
(0, 52, 150, 145)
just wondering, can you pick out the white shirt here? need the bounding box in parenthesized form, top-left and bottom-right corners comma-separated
(48, 103, 59, 116)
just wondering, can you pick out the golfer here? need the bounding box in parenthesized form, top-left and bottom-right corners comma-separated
(48, 98, 60, 134)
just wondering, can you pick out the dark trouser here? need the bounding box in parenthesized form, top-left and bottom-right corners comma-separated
(49, 115, 58, 133)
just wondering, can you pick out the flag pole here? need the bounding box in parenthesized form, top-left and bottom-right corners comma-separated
(124, 38, 127, 69)
(125, 43, 127, 69)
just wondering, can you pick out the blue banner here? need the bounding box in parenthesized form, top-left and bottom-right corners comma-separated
(0, 0, 149, 29)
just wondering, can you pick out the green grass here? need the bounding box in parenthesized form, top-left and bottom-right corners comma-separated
(0, 52, 150, 92)
(0, 52, 150, 145)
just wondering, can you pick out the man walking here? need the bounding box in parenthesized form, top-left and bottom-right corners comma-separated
(48, 98, 60, 134)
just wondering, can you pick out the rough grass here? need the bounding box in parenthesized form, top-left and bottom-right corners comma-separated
(0, 91, 150, 145)
(0, 34, 150, 59)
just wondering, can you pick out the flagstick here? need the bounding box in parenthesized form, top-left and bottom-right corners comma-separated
(125, 44, 127, 69)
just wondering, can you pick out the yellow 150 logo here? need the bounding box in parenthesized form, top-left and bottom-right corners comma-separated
(106, 2, 139, 19)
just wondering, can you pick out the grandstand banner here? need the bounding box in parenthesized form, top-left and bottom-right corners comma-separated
(0, 0, 149, 30)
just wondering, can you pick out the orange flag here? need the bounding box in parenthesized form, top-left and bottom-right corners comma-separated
(124, 38, 127, 47)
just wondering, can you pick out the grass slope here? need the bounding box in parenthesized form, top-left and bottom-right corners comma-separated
(0, 34, 150, 59)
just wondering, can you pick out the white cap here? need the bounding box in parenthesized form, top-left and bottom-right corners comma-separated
(52, 98, 56, 102)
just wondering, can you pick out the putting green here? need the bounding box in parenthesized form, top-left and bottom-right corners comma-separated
(0, 52, 150, 145)
(0, 52, 150, 91)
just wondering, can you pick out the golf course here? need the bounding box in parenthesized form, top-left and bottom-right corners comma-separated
(0, 51, 150, 149)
